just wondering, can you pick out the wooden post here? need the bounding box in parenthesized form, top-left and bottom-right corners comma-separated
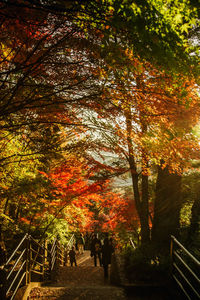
(49, 242, 52, 275)
(44, 240, 48, 279)
(42, 244, 45, 281)
(61, 245, 64, 266)
(25, 236, 31, 285)
(44, 240, 48, 265)
(170, 236, 174, 275)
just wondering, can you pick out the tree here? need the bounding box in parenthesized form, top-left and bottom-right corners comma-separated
(0, 0, 199, 250)
(151, 163, 182, 248)
(0, 0, 103, 134)
(77, 46, 200, 247)
(2, 0, 198, 74)
(16, 153, 132, 238)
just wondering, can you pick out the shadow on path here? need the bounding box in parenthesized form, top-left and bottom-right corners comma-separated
(29, 251, 170, 299)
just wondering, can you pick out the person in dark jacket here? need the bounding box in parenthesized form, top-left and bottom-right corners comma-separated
(90, 234, 102, 267)
(102, 237, 114, 278)
(69, 246, 77, 266)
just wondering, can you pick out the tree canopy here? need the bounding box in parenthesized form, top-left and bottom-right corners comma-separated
(0, 0, 199, 251)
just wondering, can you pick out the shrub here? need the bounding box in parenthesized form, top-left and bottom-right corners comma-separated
(122, 245, 171, 284)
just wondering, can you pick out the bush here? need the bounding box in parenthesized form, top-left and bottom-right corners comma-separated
(122, 245, 171, 284)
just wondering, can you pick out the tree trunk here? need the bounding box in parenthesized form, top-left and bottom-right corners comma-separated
(140, 120, 150, 244)
(141, 173, 150, 244)
(151, 163, 182, 250)
(125, 105, 150, 245)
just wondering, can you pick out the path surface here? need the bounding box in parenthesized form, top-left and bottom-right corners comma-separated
(29, 251, 170, 300)
(49, 250, 109, 287)
(29, 251, 127, 299)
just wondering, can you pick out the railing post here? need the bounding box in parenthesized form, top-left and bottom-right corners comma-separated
(43, 240, 48, 280)
(44, 240, 48, 265)
(54, 241, 57, 267)
(61, 244, 63, 266)
(56, 241, 58, 266)
(170, 236, 174, 276)
(25, 235, 31, 285)
(62, 245, 65, 266)
(49, 244, 52, 274)
(41, 244, 45, 281)
(65, 247, 68, 266)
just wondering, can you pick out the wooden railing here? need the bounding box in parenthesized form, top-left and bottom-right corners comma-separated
(170, 235, 200, 300)
(1, 233, 75, 300)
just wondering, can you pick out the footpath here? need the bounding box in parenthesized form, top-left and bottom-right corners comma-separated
(28, 250, 170, 300)
(29, 250, 127, 300)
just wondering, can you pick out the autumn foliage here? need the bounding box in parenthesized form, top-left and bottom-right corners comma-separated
(0, 1, 199, 249)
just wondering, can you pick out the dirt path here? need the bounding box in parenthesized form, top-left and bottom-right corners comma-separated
(29, 251, 170, 299)
(29, 250, 127, 299)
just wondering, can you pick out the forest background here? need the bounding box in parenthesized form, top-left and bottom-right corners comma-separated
(0, 0, 199, 258)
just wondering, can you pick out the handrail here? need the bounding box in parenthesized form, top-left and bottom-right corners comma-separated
(129, 238, 136, 249)
(170, 235, 200, 300)
(5, 233, 28, 266)
(6, 263, 26, 295)
(7, 249, 26, 280)
(67, 234, 75, 249)
(1, 233, 74, 300)
(1, 234, 29, 300)
(29, 235, 45, 249)
(171, 236, 200, 267)
(10, 272, 26, 300)
(174, 251, 200, 284)
(50, 238, 57, 254)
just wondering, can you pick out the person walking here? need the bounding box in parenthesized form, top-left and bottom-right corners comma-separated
(90, 234, 102, 267)
(102, 236, 114, 278)
(68, 246, 77, 266)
